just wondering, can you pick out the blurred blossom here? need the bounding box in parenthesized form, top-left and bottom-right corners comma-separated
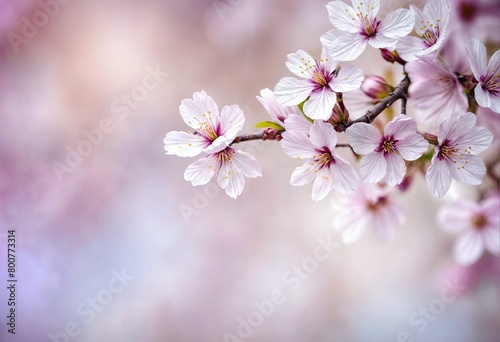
(449, 0, 500, 44)
(438, 194, 500, 265)
(332, 183, 405, 244)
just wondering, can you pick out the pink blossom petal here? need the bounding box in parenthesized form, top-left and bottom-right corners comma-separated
(426, 155, 452, 198)
(338, 214, 368, 245)
(312, 168, 334, 201)
(232, 150, 262, 179)
(438, 201, 476, 233)
(303, 87, 337, 120)
(329, 65, 364, 92)
(352, 0, 380, 21)
(310, 120, 338, 152)
(454, 230, 485, 265)
(449, 154, 486, 186)
(438, 112, 476, 144)
(396, 134, 429, 161)
(346, 123, 380, 154)
(290, 160, 316, 186)
(184, 154, 218, 186)
(202, 135, 232, 154)
(274, 77, 314, 106)
(382, 153, 406, 187)
(217, 155, 245, 199)
(219, 104, 245, 141)
(466, 39, 488, 79)
(163, 131, 209, 157)
(384, 115, 417, 139)
(360, 152, 387, 184)
(283, 114, 311, 134)
(281, 130, 316, 159)
(326, 1, 360, 33)
(457, 126, 493, 154)
(320, 45, 338, 75)
(396, 36, 428, 62)
(179, 91, 219, 132)
(320, 28, 344, 49)
(378, 8, 415, 39)
(330, 156, 360, 193)
(329, 32, 367, 61)
(475, 85, 500, 113)
(285, 50, 317, 79)
(482, 227, 500, 256)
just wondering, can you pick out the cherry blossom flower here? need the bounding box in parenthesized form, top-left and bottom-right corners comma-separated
(320, 0, 415, 61)
(164, 91, 244, 157)
(449, 0, 500, 44)
(396, 0, 451, 62)
(256, 88, 301, 126)
(346, 115, 429, 186)
(465, 39, 500, 113)
(183, 146, 262, 199)
(405, 56, 468, 128)
(164, 91, 262, 198)
(274, 46, 363, 120)
(438, 195, 500, 265)
(425, 112, 493, 198)
(281, 120, 359, 200)
(333, 184, 405, 244)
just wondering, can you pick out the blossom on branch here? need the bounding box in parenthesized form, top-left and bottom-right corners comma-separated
(465, 39, 500, 113)
(425, 112, 493, 198)
(321, 0, 415, 61)
(438, 195, 500, 265)
(346, 115, 429, 187)
(396, 0, 451, 62)
(256, 88, 301, 126)
(164, 91, 262, 198)
(333, 184, 405, 244)
(281, 120, 359, 200)
(274, 46, 363, 120)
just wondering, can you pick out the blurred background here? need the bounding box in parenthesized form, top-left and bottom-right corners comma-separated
(0, 0, 499, 341)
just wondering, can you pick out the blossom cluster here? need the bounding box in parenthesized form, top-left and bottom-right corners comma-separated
(164, 0, 500, 265)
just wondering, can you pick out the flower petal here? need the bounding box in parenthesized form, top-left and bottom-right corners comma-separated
(290, 160, 316, 186)
(179, 91, 219, 132)
(482, 226, 500, 256)
(330, 155, 360, 194)
(454, 230, 484, 265)
(184, 154, 218, 186)
(303, 87, 337, 120)
(438, 112, 476, 144)
(329, 32, 367, 61)
(378, 8, 415, 39)
(329, 65, 364, 92)
(346, 123, 380, 154)
(465, 39, 488, 80)
(217, 152, 245, 199)
(281, 130, 315, 159)
(449, 154, 486, 186)
(285, 50, 317, 79)
(274, 77, 313, 106)
(283, 114, 311, 134)
(382, 153, 406, 187)
(309, 120, 337, 152)
(438, 201, 476, 233)
(360, 152, 387, 183)
(337, 213, 368, 245)
(312, 168, 334, 201)
(232, 150, 262, 179)
(219, 104, 245, 141)
(326, 1, 360, 33)
(164, 131, 209, 157)
(457, 126, 493, 155)
(397, 36, 428, 62)
(475, 85, 500, 113)
(396, 134, 429, 161)
(425, 155, 452, 198)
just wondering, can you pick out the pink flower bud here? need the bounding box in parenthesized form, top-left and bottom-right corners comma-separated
(361, 76, 393, 100)
(380, 48, 405, 64)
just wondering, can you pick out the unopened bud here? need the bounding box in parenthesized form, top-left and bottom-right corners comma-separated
(422, 133, 438, 145)
(262, 127, 282, 141)
(327, 102, 350, 129)
(380, 48, 405, 65)
(361, 76, 393, 100)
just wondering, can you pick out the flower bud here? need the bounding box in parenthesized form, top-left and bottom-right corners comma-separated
(327, 102, 350, 130)
(380, 48, 405, 64)
(361, 76, 393, 100)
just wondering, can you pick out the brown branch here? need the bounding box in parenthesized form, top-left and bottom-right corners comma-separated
(336, 75, 410, 132)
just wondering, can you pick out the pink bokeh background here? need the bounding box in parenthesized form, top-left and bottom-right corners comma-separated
(0, 0, 499, 341)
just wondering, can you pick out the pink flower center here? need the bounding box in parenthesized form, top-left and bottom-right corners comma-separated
(365, 195, 388, 212)
(376, 135, 398, 156)
(197, 110, 220, 141)
(422, 28, 440, 48)
(313, 147, 335, 169)
(459, 1, 477, 22)
(437, 139, 473, 171)
(309, 65, 332, 91)
(471, 214, 487, 230)
(481, 72, 500, 95)
(360, 17, 380, 38)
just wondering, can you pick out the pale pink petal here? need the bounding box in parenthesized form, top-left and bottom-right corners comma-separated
(457, 126, 493, 154)
(449, 154, 486, 186)
(360, 152, 387, 183)
(475, 85, 500, 113)
(423, 0, 451, 30)
(487, 48, 500, 72)
(384, 115, 417, 139)
(382, 153, 406, 187)
(454, 230, 485, 265)
(179, 91, 219, 132)
(290, 160, 316, 186)
(346, 123, 380, 154)
(329, 65, 364, 92)
(231, 150, 262, 179)
(320, 28, 344, 49)
(397, 134, 429, 161)
(438, 112, 476, 144)
(326, 1, 360, 33)
(482, 227, 500, 256)
(219, 104, 245, 141)
(283, 114, 311, 134)
(438, 201, 475, 233)
(202, 135, 232, 154)
(352, 0, 380, 21)
(338, 214, 368, 245)
(329, 32, 367, 61)
(274, 77, 314, 106)
(372, 201, 403, 242)
(465, 39, 488, 79)
(312, 168, 334, 201)
(397, 36, 428, 62)
(217, 156, 245, 199)
(481, 197, 500, 223)
(330, 156, 360, 193)
(425, 155, 452, 198)
(309, 120, 337, 152)
(281, 130, 316, 159)
(285, 50, 317, 79)
(184, 154, 218, 186)
(320, 45, 338, 75)
(378, 8, 415, 39)
(163, 131, 209, 157)
(368, 35, 399, 49)
(303, 87, 337, 120)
